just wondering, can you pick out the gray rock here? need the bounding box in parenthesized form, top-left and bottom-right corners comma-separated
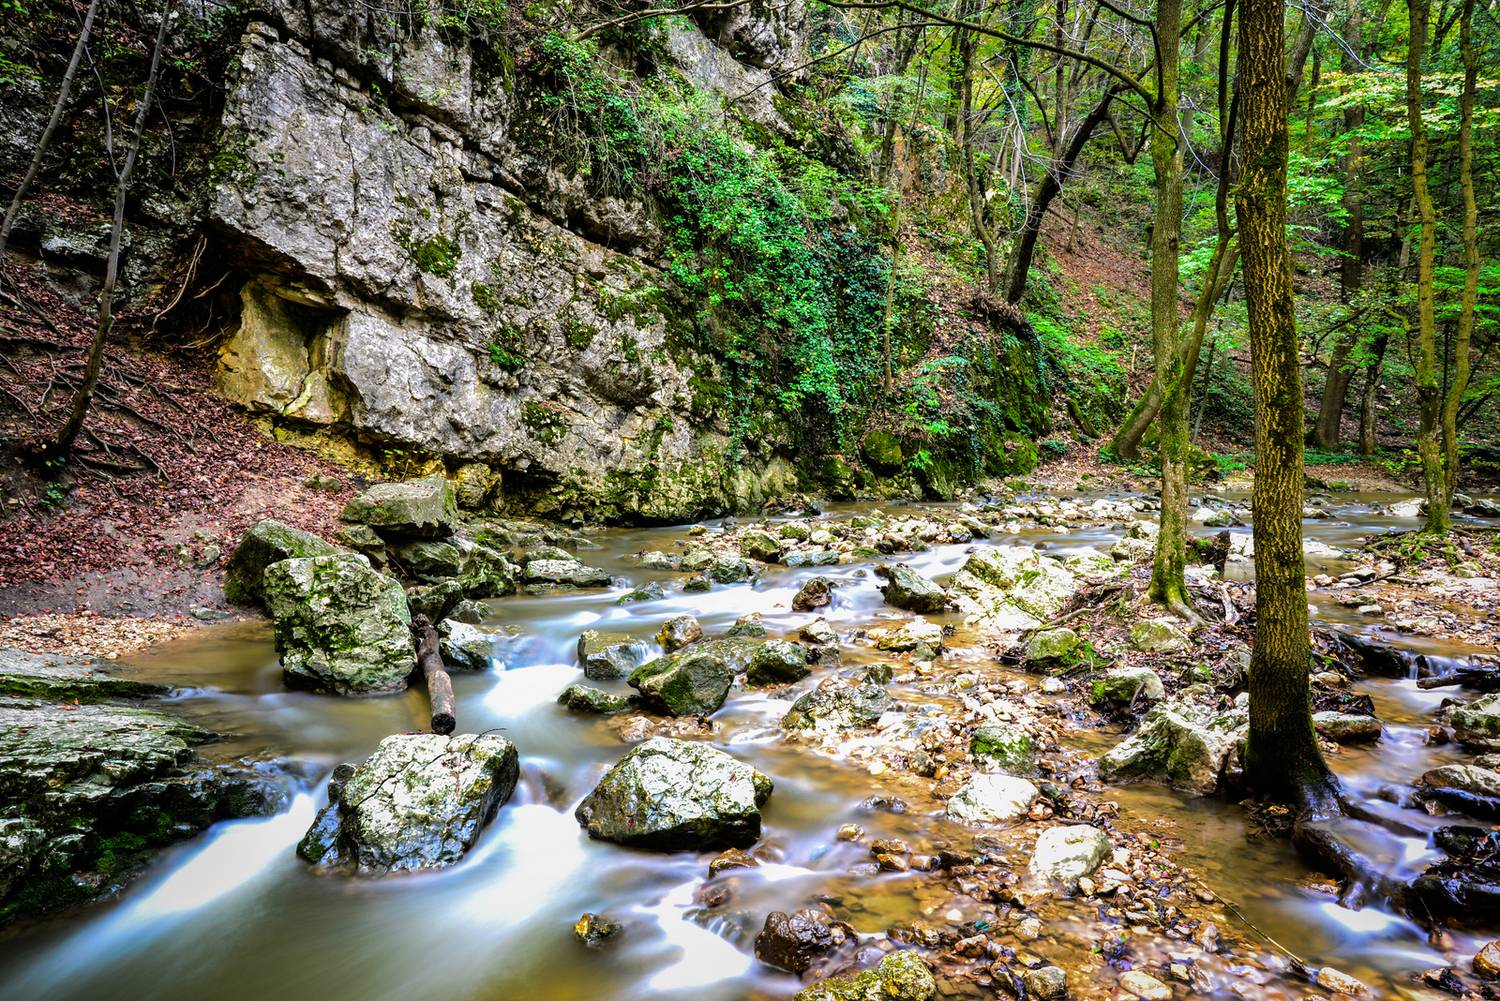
(390, 538, 465, 581)
(726, 612, 768, 637)
(298, 733, 518, 873)
(785, 549, 838, 568)
(1097, 700, 1247, 795)
(946, 773, 1039, 824)
(406, 579, 463, 623)
(1025, 627, 1079, 663)
(755, 908, 850, 973)
(657, 614, 704, 652)
(558, 684, 632, 715)
(1312, 711, 1382, 744)
(521, 558, 612, 589)
(783, 679, 891, 731)
(574, 737, 771, 850)
(616, 581, 667, 604)
(739, 529, 783, 563)
(438, 620, 501, 671)
(1020, 965, 1069, 1001)
(264, 555, 416, 695)
(446, 598, 488, 624)
(1453, 694, 1500, 748)
(628, 650, 733, 716)
(947, 547, 1077, 636)
(793, 950, 936, 1001)
(578, 630, 650, 680)
(0, 648, 165, 702)
(708, 554, 753, 583)
(1030, 824, 1110, 891)
(746, 640, 810, 686)
(1423, 764, 1500, 798)
(223, 519, 340, 606)
(639, 550, 681, 570)
(1095, 666, 1166, 706)
(456, 542, 518, 597)
(879, 564, 947, 613)
(341, 476, 458, 538)
(800, 617, 837, 645)
(792, 576, 834, 611)
(969, 722, 1037, 775)
(1129, 618, 1189, 653)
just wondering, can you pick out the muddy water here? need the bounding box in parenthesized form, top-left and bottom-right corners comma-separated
(0, 495, 1490, 1000)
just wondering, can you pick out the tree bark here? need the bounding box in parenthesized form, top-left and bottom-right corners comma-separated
(1357, 332, 1387, 456)
(412, 615, 457, 735)
(1238, 0, 1336, 807)
(1440, 0, 1477, 506)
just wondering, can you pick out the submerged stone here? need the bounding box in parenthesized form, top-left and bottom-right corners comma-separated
(577, 630, 651, 680)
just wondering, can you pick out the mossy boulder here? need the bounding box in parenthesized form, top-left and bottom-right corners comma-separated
(263, 555, 415, 696)
(456, 542, 518, 597)
(390, 539, 465, 581)
(521, 558, 612, 590)
(861, 430, 905, 475)
(783, 679, 891, 731)
(223, 519, 340, 606)
(1094, 666, 1165, 706)
(628, 650, 733, 716)
(1452, 694, 1500, 748)
(746, 640, 811, 686)
(1025, 627, 1079, 664)
(577, 630, 650, 680)
(969, 722, 1037, 775)
(793, 950, 936, 1001)
(878, 564, 948, 614)
(574, 737, 772, 850)
(1097, 700, 1247, 795)
(1129, 618, 1189, 654)
(947, 547, 1078, 636)
(341, 475, 458, 539)
(739, 529, 783, 563)
(298, 733, 518, 873)
(708, 554, 753, 583)
(558, 684, 631, 715)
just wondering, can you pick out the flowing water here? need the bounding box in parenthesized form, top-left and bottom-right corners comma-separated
(0, 493, 1491, 1000)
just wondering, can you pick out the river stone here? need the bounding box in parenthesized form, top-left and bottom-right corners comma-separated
(341, 475, 458, 539)
(578, 630, 650, 680)
(298, 732, 518, 873)
(947, 546, 1077, 636)
(639, 550, 681, 570)
(739, 529, 783, 563)
(1030, 824, 1111, 891)
(693, 636, 761, 674)
(746, 640, 811, 686)
(1119, 971, 1173, 1001)
(783, 679, 892, 731)
(1313, 711, 1383, 744)
(1424, 764, 1500, 799)
(709, 554, 753, 583)
(263, 555, 416, 695)
(780, 522, 811, 540)
(970, 722, 1037, 775)
(801, 617, 837, 645)
(1453, 694, 1500, 748)
(558, 683, 631, 715)
(574, 737, 772, 850)
(521, 558, 612, 589)
(879, 564, 947, 613)
(657, 614, 704, 652)
(793, 949, 937, 1001)
(1020, 966, 1069, 1001)
(1097, 700, 1247, 795)
(946, 774, 1039, 824)
(407, 580, 463, 623)
(755, 908, 851, 973)
(223, 519, 341, 605)
(785, 549, 838, 568)
(1025, 627, 1079, 663)
(447, 599, 488, 624)
(628, 650, 733, 716)
(456, 542, 519, 597)
(390, 538, 464, 581)
(1475, 941, 1500, 979)
(438, 621, 500, 671)
(793, 577, 834, 611)
(0, 648, 166, 702)
(1129, 618, 1189, 653)
(1096, 666, 1165, 706)
(727, 612, 768, 637)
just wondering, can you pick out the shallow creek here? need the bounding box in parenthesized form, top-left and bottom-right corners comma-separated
(0, 494, 1490, 1000)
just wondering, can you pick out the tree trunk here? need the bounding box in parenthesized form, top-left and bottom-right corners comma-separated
(1440, 0, 1477, 505)
(0, 0, 104, 263)
(1238, 0, 1336, 807)
(1405, 0, 1447, 534)
(411, 615, 457, 735)
(45, 1, 173, 463)
(1148, 0, 1190, 616)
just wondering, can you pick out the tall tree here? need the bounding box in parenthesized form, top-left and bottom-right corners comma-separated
(1440, 0, 1478, 509)
(1238, 0, 1336, 806)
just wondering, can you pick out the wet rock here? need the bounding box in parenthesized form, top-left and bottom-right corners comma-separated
(746, 640, 811, 686)
(1129, 618, 1189, 653)
(334, 523, 388, 565)
(878, 564, 947, 614)
(1095, 666, 1165, 706)
(1039, 676, 1065, 694)
(574, 737, 771, 850)
(785, 550, 839, 568)
(709, 554, 753, 583)
(708, 847, 759, 876)
(683, 574, 712, 592)
(1030, 824, 1110, 891)
(780, 522, 812, 540)
(616, 581, 667, 604)
(947, 547, 1078, 636)
(557, 683, 632, 715)
(1453, 694, 1500, 748)
(573, 912, 622, 947)
(1025, 627, 1079, 664)
(969, 722, 1037, 775)
(693, 636, 762, 674)
(438, 620, 502, 671)
(447, 599, 488, 624)
(521, 558, 612, 589)
(223, 519, 341, 606)
(863, 663, 893, 685)
(341, 475, 458, 539)
(578, 630, 650, 680)
(0, 648, 165, 702)
(727, 612, 768, 637)
(628, 650, 733, 716)
(264, 555, 415, 695)
(1474, 941, 1500, 979)
(871, 618, 943, 654)
(946, 774, 1039, 824)
(298, 733, 519, 873)
(657, 614, 704, 653)
(1424, 764, 1500, 799)
(407, 580, 464, 623)
(1315, 967, 1372, 997)
(739, 529, 783, 563)
(455, 542, 518, 598)
(1097, 700, 1246, 795)
(1312, 711, 1383, 744)
(1119, 970, 1172, 1001)
(793, 577, 834, 611)
(452, 462, 499, 510)
(801, 617, 837, 645)
(783, 679, 892, 731)
(755, 908, 851, 973)
(639, 550, 681, 570)
(793, 949, 936, 1001)
(390, 538, 464, 581)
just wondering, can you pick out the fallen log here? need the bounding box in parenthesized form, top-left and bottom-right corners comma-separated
(412, 614, 456, 735)
(1416, 666, 1500, 692)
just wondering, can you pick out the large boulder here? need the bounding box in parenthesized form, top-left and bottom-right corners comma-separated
(947, 547, 1077, 636)
(1097, 700, 1246, 795)
(783, 679, 891, 731)
(1025, 627, 1079, 664)
(341, 475, 458, 538)
(1313, 711, 1383, 744)
(739, 529, 784, 563)
(577, 630, 651, 680)
(878, 564, 947, 614)
(946, 773, 1039, 824)
(657, 614, 704, 652)
(628, 650, 734, 716)
(746, 640, 811, 686)
(1095, 666, 1165, 707)
(389, 538, 465, 581)
(298, 733, 519, 873)
(521, 558, 612, 590)
(0, 648, 165, 702)
(970, 722, 1037, 775)
(793, 950, 936, 1001)
(455, 542, 518, 597)
(1453, 694, 1500, 749)
(223, 519, 340, 605)
(438, 621, 502, 671)
(263, 555, 416, 695)
(574, 737, 772, 850)
(1129, 618, 1189, 654)
(1030, 824, 1111, 892)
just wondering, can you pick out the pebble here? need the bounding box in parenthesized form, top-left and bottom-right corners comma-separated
(1119, 970, 1172, 1001)
(1475, 941, 1500, 980)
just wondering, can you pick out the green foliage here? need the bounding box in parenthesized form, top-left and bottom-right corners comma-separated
(487, 325, 526, 370)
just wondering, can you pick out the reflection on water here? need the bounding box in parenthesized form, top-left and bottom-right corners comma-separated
(0, 492, 1494, 1000)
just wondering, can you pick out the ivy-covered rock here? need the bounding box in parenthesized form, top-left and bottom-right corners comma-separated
(574, 737, 772, 850)
(878, 564, 948, 613)
(577, 630, 650, 680)
(263, 555, 415, 696)
(793, 950, 936, 1001)
(628, 650, 734, 716)
(969, 722, 1037, 775)
(746, 640, 810, 686)
(298, 733, 519, 873)
(558, 683, 632, 715)
(783, 679, 891, 731)
(341, 475, 458, 539)
(223, 519, 340, 606)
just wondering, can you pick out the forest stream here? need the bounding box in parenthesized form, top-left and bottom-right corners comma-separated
(0, 490, 1491, 1001)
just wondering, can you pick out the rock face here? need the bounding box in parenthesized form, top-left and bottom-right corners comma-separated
(574, 737, 772, 850)
(223, 519, 340, 605)
(793, 949, 937, 1001)
(947, 547, 1077, 636)
(299, 733, 519, 873)
(263, 555, 416, 695)
(341, 476, 458, 539)
(878, 564, 947, 613)
(1097, 700, 1246, 795)
(1030, 824, 1110, 891)
(0, 650, 293, 924)
(783, 679, 892, 731)
(946, 774, 1039, 824)
(628, 650, 734, 716)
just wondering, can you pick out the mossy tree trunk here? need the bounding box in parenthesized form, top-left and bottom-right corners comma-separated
(1237, 0, 1336, 807)
(1440, 0, 1478, 508)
